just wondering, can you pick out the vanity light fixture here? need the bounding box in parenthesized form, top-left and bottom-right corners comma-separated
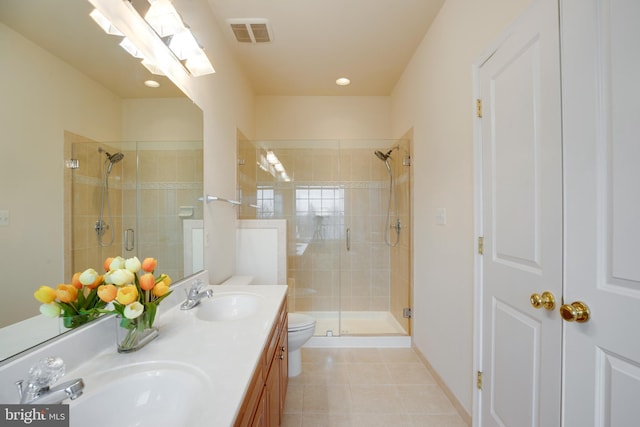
(88, 0, 215, 87)
(336, 77, 351, 86)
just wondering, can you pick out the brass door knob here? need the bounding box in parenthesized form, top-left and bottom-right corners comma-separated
(560, 301, 590, 323)
(530, 291, 556, 310)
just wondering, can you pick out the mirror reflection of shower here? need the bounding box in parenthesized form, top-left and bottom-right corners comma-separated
(374, 146, 401, 247)
(95, 148, 124, 246)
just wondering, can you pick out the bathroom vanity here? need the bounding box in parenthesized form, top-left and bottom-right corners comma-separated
(235, 298, 288, 426)
(0, 272, 288, 427)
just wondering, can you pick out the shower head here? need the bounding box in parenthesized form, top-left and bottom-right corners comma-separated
(106, 152, 124, 164)
(375, 150, 390, 161)
(375, 149, 393, 174)
(101, 150, 124, 175)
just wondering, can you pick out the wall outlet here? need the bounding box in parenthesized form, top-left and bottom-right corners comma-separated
(0, 210, 8, 226)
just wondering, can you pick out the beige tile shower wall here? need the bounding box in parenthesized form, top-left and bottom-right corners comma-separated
(70, 142, 123, 275)
(390, 137, 412, 333)
(136, 147, 203, 282)
(284, 146, 392, 314)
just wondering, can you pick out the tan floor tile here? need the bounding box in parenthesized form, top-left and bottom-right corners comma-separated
(302, 413, 353, 427)
(349, 412, 413, 427)
(302, 347, 351, 364)
(350, 384, 402, 413)
(396, 384, 457, 414)
(408, 414, 468, 426)
(347, 362, 393, 384)
(345, 348, 384, 363)
(304, 362, 351, 385)
(386, 362, 436, 384)
(282, 413, 303, 427)
(285, 384, 304, 413)
(378, 347, 421, 363)
(303, 384, 353, 414)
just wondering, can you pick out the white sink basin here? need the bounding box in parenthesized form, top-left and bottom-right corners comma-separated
(69, 362, 212, 427)
(196, 292, 262, 321)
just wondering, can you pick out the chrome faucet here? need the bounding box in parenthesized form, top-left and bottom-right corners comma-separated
(180, 280, 213, 310)
(16, 357, 84, 405)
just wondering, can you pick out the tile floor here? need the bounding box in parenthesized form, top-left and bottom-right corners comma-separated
(282, 347, 469, 427)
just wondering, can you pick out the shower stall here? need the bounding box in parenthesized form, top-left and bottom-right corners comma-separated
(65, 137, 203, 281)
(237, 139, 412, 337)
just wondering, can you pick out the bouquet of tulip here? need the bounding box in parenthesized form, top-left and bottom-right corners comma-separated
(34, 256, 172, 350)
(34, 269, 107, 328)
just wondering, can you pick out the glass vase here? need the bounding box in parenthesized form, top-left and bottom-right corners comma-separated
(116, 313, 159, 353)
(60, 312, 100, 331)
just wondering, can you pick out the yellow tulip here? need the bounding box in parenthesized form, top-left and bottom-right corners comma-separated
(152, 281, 169, 297)
(56, 284, 78, 303)
(34, 286, 57, 304)
(159, 274, 172, 287)
(116, 285, 138, 305)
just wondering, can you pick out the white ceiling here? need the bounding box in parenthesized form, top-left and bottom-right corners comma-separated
(207, 0, 445, 96)
(0, 0, 445, 98)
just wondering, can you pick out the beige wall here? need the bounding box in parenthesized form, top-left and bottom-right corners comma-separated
(174, 0, 256, 284)
(390, 0, 533, 412)
(256, 96, 391, 140)
(0, 23, 122, 327)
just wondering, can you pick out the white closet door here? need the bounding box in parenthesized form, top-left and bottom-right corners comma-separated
(477, 0, 563, 425)
(561, 0, 640, 425)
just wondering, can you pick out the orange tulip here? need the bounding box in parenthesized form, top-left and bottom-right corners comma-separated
(87, 274, 103, 289)
(141, 257, 157, 273)
(97, 284, 117, 303)
(56, 284, 78, 303)
(103, 257, 114, 272)
(139, 273, 155, 291)
(71, 272, 82, 289)
(116, 285, 138, 305)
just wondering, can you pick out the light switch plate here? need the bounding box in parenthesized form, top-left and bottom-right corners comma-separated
(0, 210, 9, 226)
(436, 208, 446, 225)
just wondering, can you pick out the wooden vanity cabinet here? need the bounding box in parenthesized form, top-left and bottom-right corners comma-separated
(235, 299, 288, 427)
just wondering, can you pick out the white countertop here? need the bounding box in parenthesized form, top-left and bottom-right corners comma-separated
(4, 282, 287, 427)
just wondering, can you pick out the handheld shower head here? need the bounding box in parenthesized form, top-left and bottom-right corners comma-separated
(106, 151, 124, 164)
(101, 150, 124, 174)
(375, 150, 390, 161)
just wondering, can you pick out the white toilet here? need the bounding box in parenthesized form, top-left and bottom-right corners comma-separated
(287, 313, 316, 377)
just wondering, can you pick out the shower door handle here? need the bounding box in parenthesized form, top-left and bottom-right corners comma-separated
(124, 228, 135, 251)
(346, 228, 351, 251)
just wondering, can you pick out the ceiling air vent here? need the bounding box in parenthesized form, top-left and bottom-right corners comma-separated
(228, 19, 272, 43)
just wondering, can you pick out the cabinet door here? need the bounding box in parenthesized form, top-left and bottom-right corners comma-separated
(279, 325, 288, 419)
(266, 360, 280, 426)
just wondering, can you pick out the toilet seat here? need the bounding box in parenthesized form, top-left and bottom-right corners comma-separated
(288, 313, 315, 332)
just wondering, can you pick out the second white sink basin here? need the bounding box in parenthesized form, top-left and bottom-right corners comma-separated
(70, 361, 212, 427)
(196, 292, 262, 321)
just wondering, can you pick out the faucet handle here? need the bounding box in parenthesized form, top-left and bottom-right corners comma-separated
(27, 357, 66, 389)
(189, 280, 205, 293)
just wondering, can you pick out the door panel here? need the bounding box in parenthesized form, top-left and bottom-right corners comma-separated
(491, 300, 541, 426)
(478, 1, 563, 426)
(561, 0, 640, 425)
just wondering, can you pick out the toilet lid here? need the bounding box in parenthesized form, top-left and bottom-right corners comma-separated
(288, 313, 316, 331)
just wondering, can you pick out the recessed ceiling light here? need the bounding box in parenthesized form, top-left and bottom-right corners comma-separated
(144, 80, 161, 88)
(336, 77, 351, 86)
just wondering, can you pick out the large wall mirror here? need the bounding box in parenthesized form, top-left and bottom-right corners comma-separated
(0, 0, 203, 361)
